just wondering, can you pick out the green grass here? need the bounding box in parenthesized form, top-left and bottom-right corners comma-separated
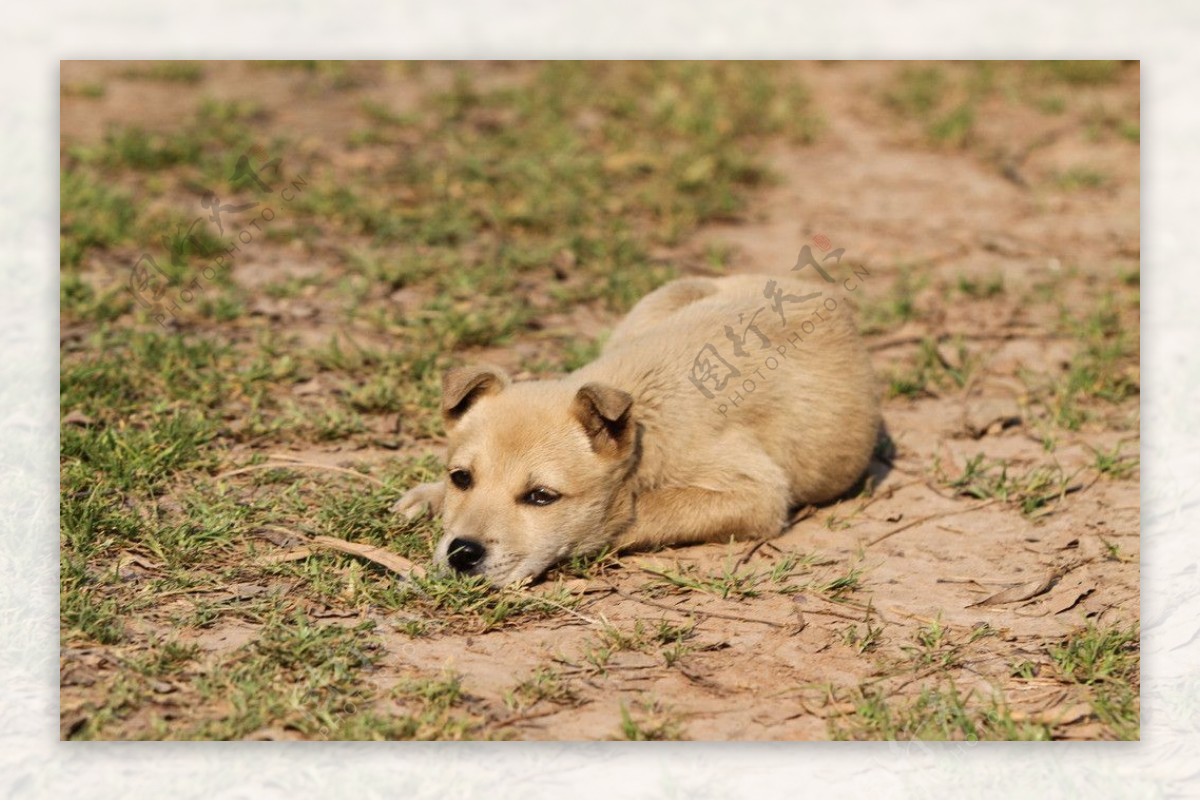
(884, 67, 947, 118)
(121, 62, 206, 84)
(1040, 61, 1125, 86)
(63, 82, 107, 98)
(956, 272, 1005, 299)
(829, 681, 1051, 741)
(1050, 624, 1139, 739)
(1031, 295, 1139, 430)
(882, 65, 985, 148)
(860, 267, 925, 334)
(618, 699, 685, 740)
(1054, 166, 1109, 191)
(885, 338, 978, 399)
(939, 453, 1079, 517)
(506, 667, 579, 711)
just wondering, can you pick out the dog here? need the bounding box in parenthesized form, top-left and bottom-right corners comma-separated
(393, 273, 881, 586)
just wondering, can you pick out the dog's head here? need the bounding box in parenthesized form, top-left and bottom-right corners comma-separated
(432, 365, 639, 585)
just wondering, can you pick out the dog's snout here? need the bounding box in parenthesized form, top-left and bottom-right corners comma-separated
(447, 538, 486, 574)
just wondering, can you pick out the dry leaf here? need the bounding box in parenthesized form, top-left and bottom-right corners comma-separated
(970, 572, 1059, 607)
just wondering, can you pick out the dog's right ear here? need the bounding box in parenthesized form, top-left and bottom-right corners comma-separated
(572, 382, 634, 459)
(442, 364, 510, 427)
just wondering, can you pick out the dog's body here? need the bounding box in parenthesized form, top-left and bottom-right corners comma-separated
(394, 273, 880, 585)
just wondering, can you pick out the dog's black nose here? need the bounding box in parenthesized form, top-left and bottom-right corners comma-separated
(447, 538, 486, 574)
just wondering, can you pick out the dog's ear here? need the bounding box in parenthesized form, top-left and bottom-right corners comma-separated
(572, 382, 634, 458)
(442, 365, 510, 427)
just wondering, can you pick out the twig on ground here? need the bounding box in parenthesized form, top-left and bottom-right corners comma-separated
(307, 534, 427, 579)
(215, 461, 389, 488)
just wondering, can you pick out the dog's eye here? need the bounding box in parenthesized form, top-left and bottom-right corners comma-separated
(522, 488, 560, 507)
(449, 469, 472, 490)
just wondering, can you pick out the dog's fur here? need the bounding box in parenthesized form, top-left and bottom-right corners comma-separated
(393, 273, 881, 585)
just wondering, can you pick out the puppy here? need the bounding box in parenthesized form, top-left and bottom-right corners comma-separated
(393, 273, 880, 585)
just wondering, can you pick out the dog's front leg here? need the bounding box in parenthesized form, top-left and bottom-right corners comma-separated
(615, 485, 789, 552)
(391, 481, 446, 520)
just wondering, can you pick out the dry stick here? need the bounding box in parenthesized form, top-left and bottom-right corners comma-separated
(734, 540, 769, 569)
(308, 535, 426, 579)
(796, 604, 876, 624)
(866, 499, 997, 547)
(216, 462, 389, 488)
(604, 581, 791, 629)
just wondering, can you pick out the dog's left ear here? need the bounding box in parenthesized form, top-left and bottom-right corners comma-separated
(572, 382, 634, 458)
(442, 364, 510, 428)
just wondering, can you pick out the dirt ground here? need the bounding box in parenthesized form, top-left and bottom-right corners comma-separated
(60, 61, 1140, 740)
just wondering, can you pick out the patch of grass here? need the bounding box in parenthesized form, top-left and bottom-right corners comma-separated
(1090, 443, 1139, 479)
(121, 62, 205, 84)
(252, 60, 363, 90)
(641, 550, 852, 605)
(860, 267, 924, 334)
(928, 103, 974, 148)
(70, 99, 264, 177)
(884, 67, 947, 118)
(1031, 94, 1066, 115)
(841, 618, 885, 655)
(61, 408, 217, 494)
(1054, 166, 1109, 191)
(1049, 623, 1139, 739)
(642, 559, 764, 600)
(883, 66, 982, 148)
(1083, 104, 1141, 145)
(578, 618, 699, 674)
(813, 566, 863, 598)
(1051, 624, 1138, 685)
(885, 338, 978, 399)
(1040, 60, 1124, 86)
(60, 555, 126, 645)
(617, 699, 685, 741)
(506, 667, 578, 711)
(939, 453, 1078, 518)
(360, 100, 418, 127)
(558, 544, 621, 579)
(956, 272, 1005, 299)
(1031, 295, 1139, 430)
(184, 616, 384, 739)
(63, 82, 107, 98)
(829, 681, 1051, 741)
(60, 171, 138, 269)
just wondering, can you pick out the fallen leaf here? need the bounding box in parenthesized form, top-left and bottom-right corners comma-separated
(969, 572, 1059, 607)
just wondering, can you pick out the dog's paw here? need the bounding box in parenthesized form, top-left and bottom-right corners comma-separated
(391, 481, 445, 520)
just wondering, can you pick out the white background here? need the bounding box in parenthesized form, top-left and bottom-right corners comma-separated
(3, 1, 1196, 797)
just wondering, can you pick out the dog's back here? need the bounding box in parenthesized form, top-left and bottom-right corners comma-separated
(578, 273, 880, 506)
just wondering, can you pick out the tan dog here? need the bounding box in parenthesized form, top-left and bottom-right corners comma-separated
(393, 273, 880, 585)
